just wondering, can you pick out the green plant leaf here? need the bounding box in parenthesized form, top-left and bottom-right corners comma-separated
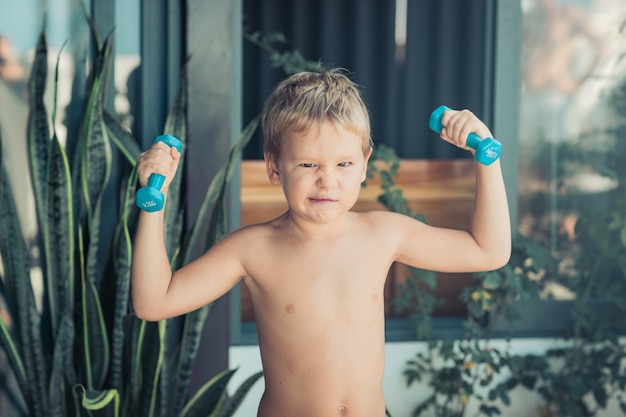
(104, 110, 141, 166)
(216, 370, 264, 417)
(0, 314, 29, 402)
(180, 368, 236, 417)
(74, 384, 120, 417)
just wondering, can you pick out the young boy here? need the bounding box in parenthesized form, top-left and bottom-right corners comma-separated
(132, 69, 511, 417)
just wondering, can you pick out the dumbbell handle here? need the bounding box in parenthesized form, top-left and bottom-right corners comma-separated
(136, 134, 182, 212)
(429, 105, 501, 165)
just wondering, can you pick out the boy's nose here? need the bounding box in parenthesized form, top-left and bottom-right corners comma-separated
(317, 169, 337, 189)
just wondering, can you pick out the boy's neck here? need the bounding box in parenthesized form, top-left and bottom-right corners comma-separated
(282, 211, 351, 241)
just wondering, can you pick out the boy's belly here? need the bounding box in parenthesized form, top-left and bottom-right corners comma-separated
(257, 384, 386, 417)
(256, 326, 387, 417)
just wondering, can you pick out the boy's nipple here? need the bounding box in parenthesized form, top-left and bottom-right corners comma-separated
(285, 303, 295, 313)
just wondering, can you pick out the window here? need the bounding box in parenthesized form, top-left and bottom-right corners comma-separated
(233, 0, 626, 345)
(517, 0, 626, 306)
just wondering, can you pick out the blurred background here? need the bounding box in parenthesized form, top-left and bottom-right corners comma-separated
(2, 0, 626, 416)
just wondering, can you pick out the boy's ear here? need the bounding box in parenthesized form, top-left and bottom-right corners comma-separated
(361, 147, 373, 182)
(265, 155, 281, 185)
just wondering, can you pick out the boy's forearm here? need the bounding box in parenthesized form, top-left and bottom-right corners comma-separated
(470, 159, 511, 267)
(131, 210, 175, 320)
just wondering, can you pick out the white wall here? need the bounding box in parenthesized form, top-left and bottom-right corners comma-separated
(228, 339, 623, 417)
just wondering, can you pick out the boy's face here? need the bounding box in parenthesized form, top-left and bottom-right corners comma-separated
(266, 120, 372, 224)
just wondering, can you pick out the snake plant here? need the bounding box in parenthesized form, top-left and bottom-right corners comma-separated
(0, 19, 261, 417)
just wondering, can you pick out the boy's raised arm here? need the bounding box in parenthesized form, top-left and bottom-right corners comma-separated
(131, 141, 182, 320)
(131, 141, 247, 321)
(393, 108, 511, 273)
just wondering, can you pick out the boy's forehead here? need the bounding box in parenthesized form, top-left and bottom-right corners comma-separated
(282, 123, 365, 158)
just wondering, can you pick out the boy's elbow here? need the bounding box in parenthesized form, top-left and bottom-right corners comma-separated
(489, 245, 512, 271)
(132, 297, 165, 322)
(134, 309, 160, 322)
(493, 253, 511, 271)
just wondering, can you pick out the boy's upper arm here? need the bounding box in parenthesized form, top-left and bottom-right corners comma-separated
(387, 212, 493, 273)
(161, 228, 250, 316)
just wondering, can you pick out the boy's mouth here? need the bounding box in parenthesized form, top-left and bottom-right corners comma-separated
(309, 197, 336, 203)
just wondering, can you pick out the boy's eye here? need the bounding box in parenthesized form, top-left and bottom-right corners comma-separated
(338, 162, 352, 167)
(299, 163, 316, 168)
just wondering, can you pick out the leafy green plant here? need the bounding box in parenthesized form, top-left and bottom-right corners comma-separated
(400, 234, 554, 417)
(0, 19, 261, 417)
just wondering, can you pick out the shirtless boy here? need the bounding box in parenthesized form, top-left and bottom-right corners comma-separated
(132, 69, 511, 417)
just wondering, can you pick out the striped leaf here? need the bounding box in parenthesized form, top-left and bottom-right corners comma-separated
(43, 135, 74, 334)
(162, 59, 188, 260)
(48, 312, 75, 416)
(170, 306, 210, 415)
(169, 116, 260, 416)
(0, 313, 29, 403)
(162, 55, 189, 142)
(180, 368, 236, 417)
(0, 162, 47, 417)
(123, 315, 145, 414)
(26, 30, 51, 228)
(182, 115, 260, 264)
(107, 168, 139, 391)
(78, 34, 113, 235)
(79, 38, 114, 297)
(76, 229, 110, 390)
(132, 320, 165, 417)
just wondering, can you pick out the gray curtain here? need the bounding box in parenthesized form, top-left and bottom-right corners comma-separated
(242, 0, 489, 160)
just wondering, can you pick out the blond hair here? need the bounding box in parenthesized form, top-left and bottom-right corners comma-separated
(262, 69, 373, 161)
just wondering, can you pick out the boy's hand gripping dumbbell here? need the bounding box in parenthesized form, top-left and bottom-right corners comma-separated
(136, 134, 182, 212)
(429, 105, 501, 166)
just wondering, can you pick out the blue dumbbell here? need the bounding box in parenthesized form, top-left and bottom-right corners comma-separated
(429, 105, 501, 166)
(136, 134, 183, 212)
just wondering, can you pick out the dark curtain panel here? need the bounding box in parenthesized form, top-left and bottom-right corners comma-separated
(242, 0, 488, 160)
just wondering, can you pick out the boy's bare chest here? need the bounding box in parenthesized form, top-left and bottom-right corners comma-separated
(244, 236, 392, 318)
(261, 235, 386, 280)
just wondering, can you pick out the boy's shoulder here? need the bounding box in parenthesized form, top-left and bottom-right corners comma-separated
(354, 209, 417, 227)
(228, 214, 291, 243)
